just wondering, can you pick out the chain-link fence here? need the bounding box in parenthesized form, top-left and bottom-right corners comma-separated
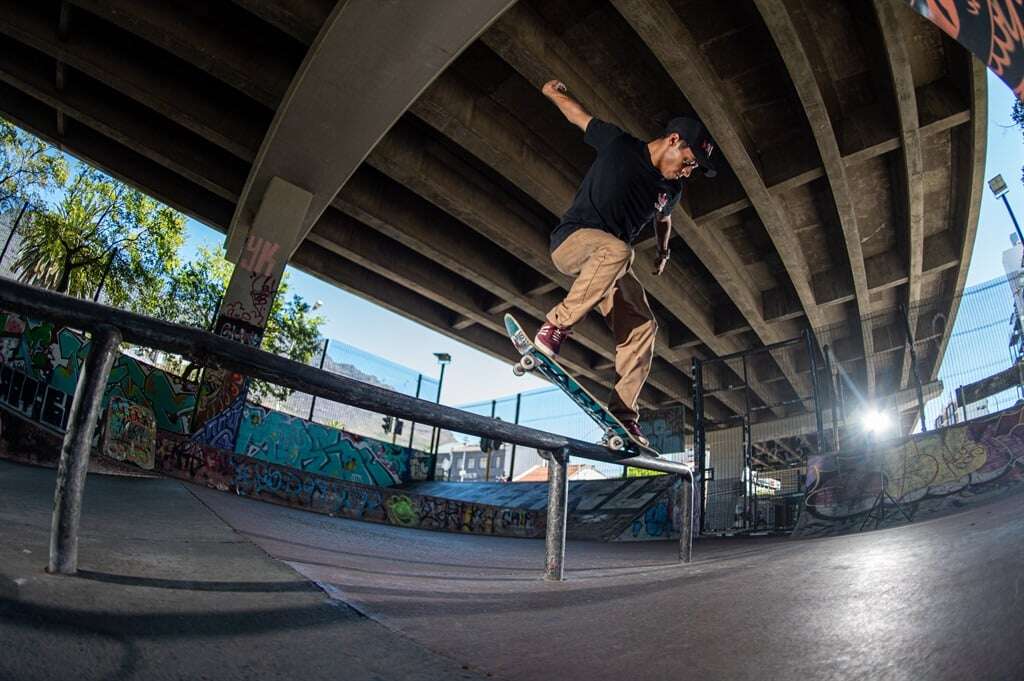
(693, 268, 1024, 533)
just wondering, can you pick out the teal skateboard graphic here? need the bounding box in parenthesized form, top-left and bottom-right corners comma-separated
(504, 314, 659, 458)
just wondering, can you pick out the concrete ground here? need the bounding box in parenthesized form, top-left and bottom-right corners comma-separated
(0, 460, 488, 681)
(3, 458, 1024, 681)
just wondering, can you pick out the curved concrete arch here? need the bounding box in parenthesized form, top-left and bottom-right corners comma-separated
(225, 0, 518, 262)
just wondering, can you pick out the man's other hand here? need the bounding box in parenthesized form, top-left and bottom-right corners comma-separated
(653, 250, 670, 276)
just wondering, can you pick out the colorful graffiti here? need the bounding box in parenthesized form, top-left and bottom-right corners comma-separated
(103, 396, 156, 470)
(157, 433, 544, 538)
(0, 310, 197, 433)
(409, 476, 682, 541)
(797, 402, 1024, 536)
(907, 0, 1024, 99)
(234, 404, 433, 486)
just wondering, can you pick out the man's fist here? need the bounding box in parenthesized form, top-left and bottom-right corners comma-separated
(542, 80, 568, 97)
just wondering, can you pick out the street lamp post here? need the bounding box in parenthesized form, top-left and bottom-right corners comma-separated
(989, 174, 1024, 247)
(429, 352, 451, 455)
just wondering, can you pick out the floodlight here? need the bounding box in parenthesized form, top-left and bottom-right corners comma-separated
(989, 174, 1009, 198)
(860, 409, 890, 434)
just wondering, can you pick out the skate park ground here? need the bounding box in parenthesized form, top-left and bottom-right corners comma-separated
(2, 457, 1023, 681)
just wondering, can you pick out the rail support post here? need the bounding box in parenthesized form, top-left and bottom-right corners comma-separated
(676, 473, 694, 563)
(48, 325, 122, 575)
(543, 447, 570, 581)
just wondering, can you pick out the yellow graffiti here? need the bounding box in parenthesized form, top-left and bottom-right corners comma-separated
(883, 426, 987, 500)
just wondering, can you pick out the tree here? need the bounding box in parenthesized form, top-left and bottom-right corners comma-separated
(0, 118, 67, 214)
(145, 244, 326, 401)
(12, 166, 184, 307)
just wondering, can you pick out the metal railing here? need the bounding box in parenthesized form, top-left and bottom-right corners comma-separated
(0, 279, 693, 581)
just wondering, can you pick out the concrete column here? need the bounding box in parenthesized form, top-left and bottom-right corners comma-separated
(191, 177, 312, 447)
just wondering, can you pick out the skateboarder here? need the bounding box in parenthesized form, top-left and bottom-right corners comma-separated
(534, 79, 717, 447)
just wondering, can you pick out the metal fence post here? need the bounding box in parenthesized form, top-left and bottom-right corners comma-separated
(48, 325, 122, 575)
(507, 392, 522, 481)
(823, 344, 839, 453)
(692, 357, 706, 534)
(676, 473, 694, 563)
(308, 338, 329, 422)
(900, 303, 928, 432)
(543, 447, 570, 581)
(804, 329, 825, 453)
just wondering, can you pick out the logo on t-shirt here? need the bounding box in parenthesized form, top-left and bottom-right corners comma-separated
(654, 192, 669, 214)
(701, 139, 715, 159)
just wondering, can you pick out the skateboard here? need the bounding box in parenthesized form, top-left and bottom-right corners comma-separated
(504, 313, 659, 458)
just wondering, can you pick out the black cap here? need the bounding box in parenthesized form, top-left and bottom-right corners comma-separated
(664, 117, 717, 178)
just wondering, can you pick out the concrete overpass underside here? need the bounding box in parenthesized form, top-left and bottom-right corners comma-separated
(0, 0, 986, 432)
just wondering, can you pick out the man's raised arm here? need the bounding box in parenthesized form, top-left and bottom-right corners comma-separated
(542, 80, 593, 132)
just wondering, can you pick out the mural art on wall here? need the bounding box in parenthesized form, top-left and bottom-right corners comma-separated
(234, 404, 434, 486)
(158, 433, 543, 538)
(103, 396, 156, 470)
(0, 310, 197, 434)
(797, 402, 1024, 536)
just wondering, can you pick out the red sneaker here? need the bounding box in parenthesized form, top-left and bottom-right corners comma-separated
(534, 322, 570, 356)
(621, 420, 651, 448)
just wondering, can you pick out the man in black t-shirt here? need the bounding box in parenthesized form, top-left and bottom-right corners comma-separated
(534, 79, 717, 446)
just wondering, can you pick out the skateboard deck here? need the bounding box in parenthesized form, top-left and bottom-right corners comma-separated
(504, 314, 659, 458)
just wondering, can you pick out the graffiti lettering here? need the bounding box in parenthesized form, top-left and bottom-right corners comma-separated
(239, 236, 281, 277)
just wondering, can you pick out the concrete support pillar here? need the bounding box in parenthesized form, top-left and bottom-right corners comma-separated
(191, 177, 312, 447)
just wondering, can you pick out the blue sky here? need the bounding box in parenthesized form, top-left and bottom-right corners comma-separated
(175, 69, 1024, 407)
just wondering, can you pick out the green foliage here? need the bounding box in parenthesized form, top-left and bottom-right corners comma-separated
(12, 166, 185, 307)
(144, 244, 326, 401)
(0, 118, 67, 213)
(1013, 99, 1024, 186)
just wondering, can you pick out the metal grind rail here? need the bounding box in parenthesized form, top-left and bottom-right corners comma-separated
(0, 280, 693, 580)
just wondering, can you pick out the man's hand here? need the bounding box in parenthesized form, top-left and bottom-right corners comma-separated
(542, 80, 568, 98)
(541, 79, 592, 131)
(652, 248, 670, 276)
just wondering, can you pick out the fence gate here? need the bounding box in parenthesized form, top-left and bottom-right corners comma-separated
(693, 331, 823, 535)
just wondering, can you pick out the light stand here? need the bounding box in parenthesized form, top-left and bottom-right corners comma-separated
(858, 423, 912, 531)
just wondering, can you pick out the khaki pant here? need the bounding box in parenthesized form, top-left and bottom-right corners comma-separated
(546, 229, 657, 422)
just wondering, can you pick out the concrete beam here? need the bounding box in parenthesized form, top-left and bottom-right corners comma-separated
(67, 0, 297, 107)
(873, 0, 925, 395)
(0, 38, 247, 202)
(229, 0, 332, 45)
(610, 0, 827, 342)
(0, 79, 234, 231)
(756, 0, 876, 396)
(225, 0, 517, 264)
(929, 57, 988, 382)
(0, 0, 266, 160)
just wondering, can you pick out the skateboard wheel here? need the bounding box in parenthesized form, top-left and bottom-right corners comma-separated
(520, 354, 537, 371)
(512, 363, 526, 377)
(607, 435, 625, 451)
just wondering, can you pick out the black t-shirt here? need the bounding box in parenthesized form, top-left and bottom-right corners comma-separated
(550, 118, 683, 251)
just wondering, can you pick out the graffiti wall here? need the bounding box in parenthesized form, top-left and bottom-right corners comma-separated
(796, 402, 1024, 536)
(409, 476, 683, 541)
(907, 0, 1024, 99)
(102, 396, 156, 470)
(157, 433, 544, 538)
(235, 404, 434, 486)
(0, 310, 197, 433)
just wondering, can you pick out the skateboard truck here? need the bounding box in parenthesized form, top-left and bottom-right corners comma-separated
(512, 353, 537, 376)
